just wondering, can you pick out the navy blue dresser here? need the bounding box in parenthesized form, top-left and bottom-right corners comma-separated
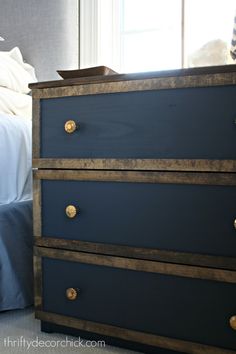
(31, 66, 236, 354)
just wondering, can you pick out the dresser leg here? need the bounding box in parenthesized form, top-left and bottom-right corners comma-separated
(41, 321, 54, 333)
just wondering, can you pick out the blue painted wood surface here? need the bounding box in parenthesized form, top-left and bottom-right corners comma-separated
(41, 86, 236, 159)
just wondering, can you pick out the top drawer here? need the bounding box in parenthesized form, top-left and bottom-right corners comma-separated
(39, 85, 236, 160)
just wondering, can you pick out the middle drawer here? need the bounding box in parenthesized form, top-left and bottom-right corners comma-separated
(35, 170, 236, 260)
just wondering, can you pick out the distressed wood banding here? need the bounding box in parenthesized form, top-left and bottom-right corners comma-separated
(34, 236, 236, 271)
(34, 247, 236, 284)
(35, 311, 236, 354)
(33, 178, 42, 237)
(34, 255, 42, 309)
(32, 158, 236, 172)
(32, 98, 40, 159)
(33, 169, 236, 186)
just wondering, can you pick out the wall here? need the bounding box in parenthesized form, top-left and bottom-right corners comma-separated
(0, 0, 79, 81)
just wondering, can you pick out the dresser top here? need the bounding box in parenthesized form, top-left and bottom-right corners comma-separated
(30, 64, 236, 100)
(30, 64, 236, 90)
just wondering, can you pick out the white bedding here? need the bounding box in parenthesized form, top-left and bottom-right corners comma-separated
(0, 47, 37, 94)
(0, 46, 36, 120)
(0, 113, 32, 204)
(0, 86, 32, 119)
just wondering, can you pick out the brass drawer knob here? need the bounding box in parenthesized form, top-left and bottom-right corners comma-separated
(65, 205, 78, 218)
(66, 288, 78, 301)
(230, 316, 236, 330)
(64, 120, 78, 134)
(234, 219, 236, 230)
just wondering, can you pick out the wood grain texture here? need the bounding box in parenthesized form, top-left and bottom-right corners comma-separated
(32, 158, 236, 172)
(34, 256, 42, 309)
(34, 236, 236, 271)
(33, 169, 236, 186)
(31, 72, 236, 99)
(34, 247, 236, 284)
(29, 64, 236, 90)
(35, 310, 236, 354)
(57, 66, 117, 79)
(33, 178, 41, 237)
(32, 99, 40, 159)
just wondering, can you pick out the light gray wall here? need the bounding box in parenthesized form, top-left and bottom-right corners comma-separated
(0, 0, 79, 81)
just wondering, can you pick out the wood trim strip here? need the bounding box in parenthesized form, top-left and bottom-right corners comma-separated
(35, 310, 236, 354)
(32, 99, 40, 159)
(34, 237, 236, 271)
(30, 73, 236, 99)
(33, 169, 236, 186)
(29, 64, 236, 90)
(31, 72, 236, 99)
(32, 158, 236, 172)
(33, 178, 42, 237)
(34, 247, 236, 284)
(34, 256, 42, 309)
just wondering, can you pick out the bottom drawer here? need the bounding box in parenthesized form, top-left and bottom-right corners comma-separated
(36, 248, 236, 353)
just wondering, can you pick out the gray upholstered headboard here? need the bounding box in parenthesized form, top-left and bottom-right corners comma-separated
(0, 0, 79, 81)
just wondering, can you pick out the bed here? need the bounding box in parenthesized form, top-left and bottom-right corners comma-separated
(0, 47, 36, 311)
(0, 0, 79, 311)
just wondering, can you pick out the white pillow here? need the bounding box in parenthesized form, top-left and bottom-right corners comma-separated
(0, 86, 32, 120)
(0, 47, 37, 94)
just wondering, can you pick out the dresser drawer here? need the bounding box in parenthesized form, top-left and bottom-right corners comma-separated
(39, 171, 236, 258)
(40, 85, 236, 160)
(40, 253, 236, 351)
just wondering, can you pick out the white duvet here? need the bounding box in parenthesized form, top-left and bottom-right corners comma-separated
(0, 113, 32, 204)
(0, 47, 37, 120)
(0, 86, 32, 119)
(0, 47, 37, 94)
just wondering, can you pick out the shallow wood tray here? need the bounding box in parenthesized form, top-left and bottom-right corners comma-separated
(57, 66, 117, 79)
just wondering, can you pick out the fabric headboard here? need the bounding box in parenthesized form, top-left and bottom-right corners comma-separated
(0, 0, 79, 81)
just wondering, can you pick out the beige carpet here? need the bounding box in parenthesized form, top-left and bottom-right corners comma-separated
(0, 307, 139, 353)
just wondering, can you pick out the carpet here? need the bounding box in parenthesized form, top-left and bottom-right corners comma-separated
(0, 307, 139, 353)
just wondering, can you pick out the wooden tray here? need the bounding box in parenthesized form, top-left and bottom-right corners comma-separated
(57, 66, 117, 79)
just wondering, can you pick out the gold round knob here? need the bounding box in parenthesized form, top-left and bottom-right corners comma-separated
(66, 288, 78, 301)
(64, 120, 78, 134)
(65, 205, 78, 218)
(234, 219, 236, 230)
(230, 316, 236, 330)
